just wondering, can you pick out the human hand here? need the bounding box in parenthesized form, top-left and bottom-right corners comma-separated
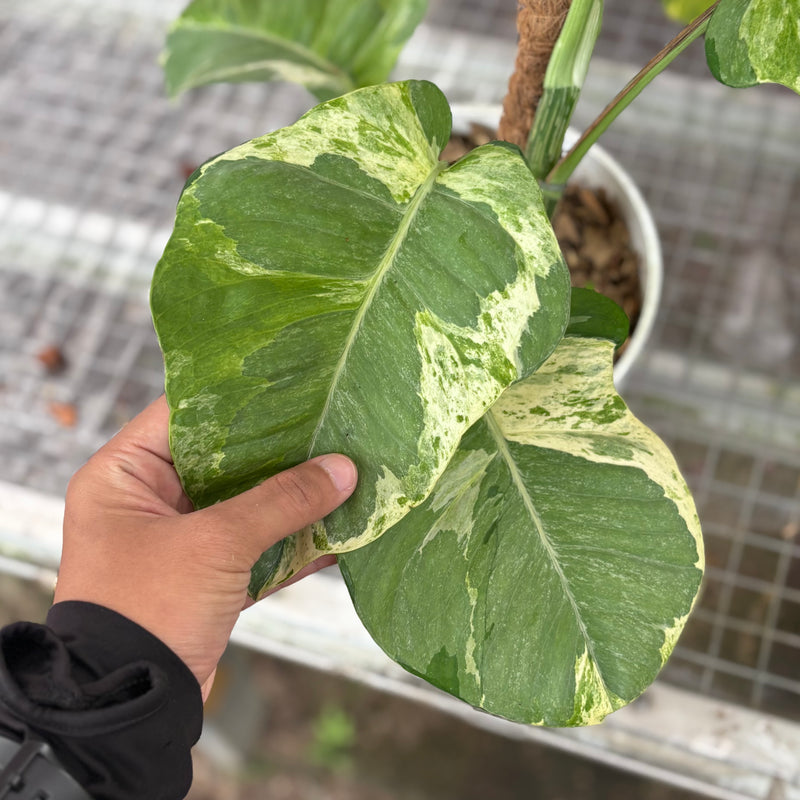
(53, 396, 357, 700)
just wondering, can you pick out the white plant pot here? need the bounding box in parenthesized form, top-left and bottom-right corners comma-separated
(450, 105, 663, 388)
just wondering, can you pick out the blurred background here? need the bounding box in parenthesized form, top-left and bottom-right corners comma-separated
(0, 0, 798, 797)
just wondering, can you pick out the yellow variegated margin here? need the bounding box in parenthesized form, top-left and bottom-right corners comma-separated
(340, 336, 704, 727)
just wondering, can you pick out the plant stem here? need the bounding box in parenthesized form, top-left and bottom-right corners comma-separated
(524, 0, 603, 182)
(498, 0, 573, 150)
(546, 2, 718, 186)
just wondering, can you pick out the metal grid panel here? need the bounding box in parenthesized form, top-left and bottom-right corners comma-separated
(660, 421, 800, 716)
(0, 3, 313, 226)
(1, 0, 799, 754)
(0, 0, 315, 494)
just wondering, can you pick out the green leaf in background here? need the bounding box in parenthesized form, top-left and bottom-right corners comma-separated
(162, 0, 428, 100)
(339, 335, 703, 727)
(151, 80, 571, 595)
(565, 287, 629, 349)
(706, 0, 800, 94)
(660, 0, 716, 24)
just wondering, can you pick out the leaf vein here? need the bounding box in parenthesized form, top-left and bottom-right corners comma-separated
(485, 411, 613, 702)
(306, 160, 447, 455)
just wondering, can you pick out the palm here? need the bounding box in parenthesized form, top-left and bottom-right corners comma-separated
(55, 396, 353, 703)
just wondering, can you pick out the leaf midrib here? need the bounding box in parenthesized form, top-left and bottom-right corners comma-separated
(485, 410, 613, 701)
(307, 161, 447, 456)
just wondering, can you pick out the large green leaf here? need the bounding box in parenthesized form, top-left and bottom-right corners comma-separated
(706, 0, 800, 93)
(339, 335, 704, 727)
(162, 0, 428, 100)
(151, 80, 571, 595)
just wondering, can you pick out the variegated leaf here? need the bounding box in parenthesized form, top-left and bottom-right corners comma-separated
(151, 80, 571, 596)
(162, 0, 427, 100)
(339, 335, 704, 727)
(706, 0, 800, 94)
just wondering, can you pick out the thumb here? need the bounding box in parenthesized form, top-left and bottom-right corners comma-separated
(197, 455, 357, 562)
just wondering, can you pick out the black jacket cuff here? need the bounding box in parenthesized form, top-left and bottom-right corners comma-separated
(0, 601, 203, 799)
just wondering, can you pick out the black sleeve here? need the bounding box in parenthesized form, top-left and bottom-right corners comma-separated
(0, 601, 203, 799)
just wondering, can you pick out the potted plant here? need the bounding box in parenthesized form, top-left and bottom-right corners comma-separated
(148, 0, 797, 727)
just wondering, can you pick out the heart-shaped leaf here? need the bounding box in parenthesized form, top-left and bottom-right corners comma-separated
(162, 0, 428, 100)
(706, 0, 800, 94)
(151, 81, 571, 594)
(339, 335, 704, 727)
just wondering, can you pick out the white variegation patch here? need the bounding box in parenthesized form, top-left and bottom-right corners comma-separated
(261, 462, 420, 580)
(413, 311, 509, 504)
(429, 449, 494, 515)
(351, 466, 409, 551)
(252, 522, 331, 600)
(169, 419, 226, 494)
(417, 449, 494, 553)
(707, 0, 800, 93)
(464, 572, 482, 693)
(169, 389, 229, 492)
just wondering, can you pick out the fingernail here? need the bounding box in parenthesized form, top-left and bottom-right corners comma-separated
(317, 455, 357, 493)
